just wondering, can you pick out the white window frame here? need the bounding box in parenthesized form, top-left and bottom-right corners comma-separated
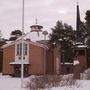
(15, 40, 29, 62)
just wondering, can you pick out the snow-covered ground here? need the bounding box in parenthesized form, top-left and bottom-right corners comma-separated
(0, 73, 90, 90)
(51, 80, 90, 90)
(0, 73, 28, 90)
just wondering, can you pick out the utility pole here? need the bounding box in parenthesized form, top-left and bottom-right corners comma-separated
(21, 0, 24, 89)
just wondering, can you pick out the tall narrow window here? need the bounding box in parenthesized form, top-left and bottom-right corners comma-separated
(23, 43, 27, 55)
(20, 43, 22, 55)
(17, 43, 27, 56)
(17, 44, 19, 55)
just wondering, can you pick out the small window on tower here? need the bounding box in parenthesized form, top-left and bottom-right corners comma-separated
(74, 50, 85, 56)
(79, 50, 85, 55)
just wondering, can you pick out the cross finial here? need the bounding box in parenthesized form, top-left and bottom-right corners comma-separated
(77, 1, 79, 5)
(35, 19, 38, 24)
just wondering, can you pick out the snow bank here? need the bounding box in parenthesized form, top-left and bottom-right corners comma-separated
(0, 74, 90, 90)
(73, 60, 79, 65)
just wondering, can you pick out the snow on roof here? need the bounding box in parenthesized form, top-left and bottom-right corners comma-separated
(77, 45, 87, 48)
(10, 61, 29, 64)
(75, 42, 87, 48)
(29, 41, 49, 49)
(2, 31, 49, 49)
(73, 60, 80, 66)
(6, 41, 14, 44)
(61, 63, 73, 64)
(2, 39, 48, 49)
(17, 31, 49, 42)
(76, 42, 83, 45)
(2, 41, 15, 48)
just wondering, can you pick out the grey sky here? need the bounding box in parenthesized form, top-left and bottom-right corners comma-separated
(0, 0, 90, 39)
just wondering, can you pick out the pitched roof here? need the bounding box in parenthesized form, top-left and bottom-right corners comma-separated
(2, 39, 49, 49)
(2, 28, 50, 49)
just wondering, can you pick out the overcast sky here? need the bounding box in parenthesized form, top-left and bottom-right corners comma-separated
(0, 0, 90, 39)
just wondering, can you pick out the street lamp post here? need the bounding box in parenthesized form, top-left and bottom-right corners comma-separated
(21, 0, 24, 89)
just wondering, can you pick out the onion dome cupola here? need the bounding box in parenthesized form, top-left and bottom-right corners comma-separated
(30, 19, 43, 36)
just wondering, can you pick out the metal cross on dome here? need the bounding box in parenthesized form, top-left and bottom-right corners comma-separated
(77, 1, 79, 5)
(35, 19, 38, 24)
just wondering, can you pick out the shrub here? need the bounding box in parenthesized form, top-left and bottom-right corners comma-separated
(82, 69, 90, 80)
(25, 74, 79, 90)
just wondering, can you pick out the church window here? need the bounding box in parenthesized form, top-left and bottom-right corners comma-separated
(17, 43, 27, 56)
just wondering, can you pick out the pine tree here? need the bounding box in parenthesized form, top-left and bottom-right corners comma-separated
(9, 30, 22, 41)
(85, 10, 90, 67)
(85, 10, 90, 47)
(49, 20, 75, 63)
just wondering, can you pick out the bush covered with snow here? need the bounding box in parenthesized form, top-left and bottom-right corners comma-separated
(81, 68, 90, 80)
(25, 75, 79, 90)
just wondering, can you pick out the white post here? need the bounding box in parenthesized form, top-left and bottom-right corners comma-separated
(21, 0, 24, 89)
(44, 35, 46, 40)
